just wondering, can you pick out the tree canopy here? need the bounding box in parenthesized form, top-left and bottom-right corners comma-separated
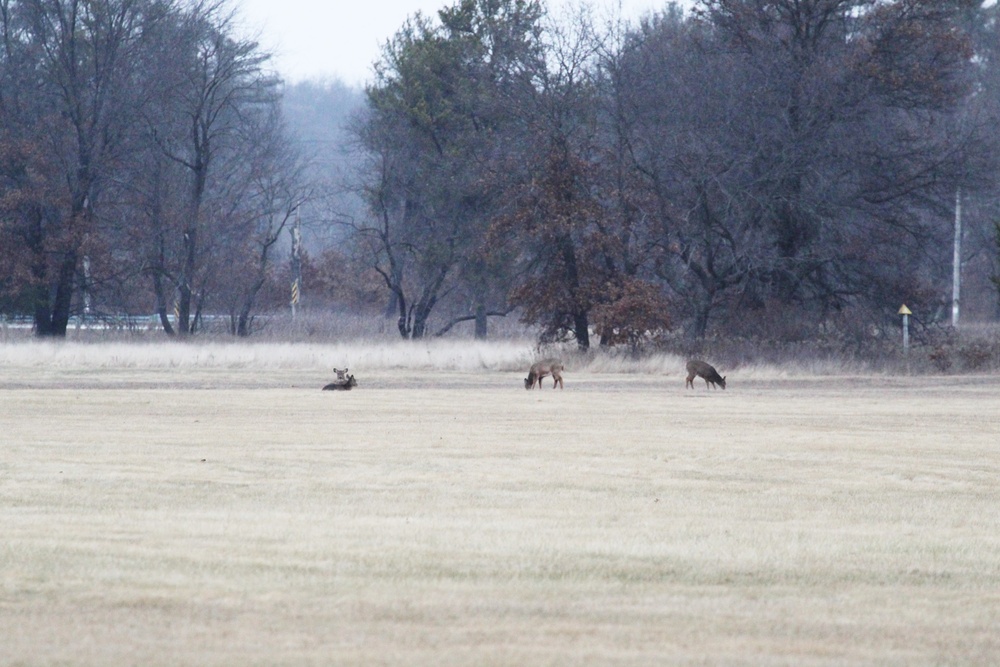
(3, 0, 999, 344)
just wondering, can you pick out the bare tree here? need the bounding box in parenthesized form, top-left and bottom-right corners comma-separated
(1, 0, 172, 336)
(219, 107, 311, 336)
(145, 0, 279, 335)
(609, 0, 984, 337)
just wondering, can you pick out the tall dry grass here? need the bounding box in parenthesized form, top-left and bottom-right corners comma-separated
(3, 309, 1000, 378)
(0, 339, 539, 372)
(0, 338, 866, 382)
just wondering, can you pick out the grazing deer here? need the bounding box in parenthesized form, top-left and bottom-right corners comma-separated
(323, 374, 357, 391)
(686, 360, 726, 390)
(524, 359, 564, 390)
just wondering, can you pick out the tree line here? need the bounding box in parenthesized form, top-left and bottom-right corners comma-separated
(4, 0, 1000, 346)
(0, 0, 306, 337)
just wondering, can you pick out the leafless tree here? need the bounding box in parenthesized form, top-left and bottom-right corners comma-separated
(608, 0, 986, 337)
(1, 0, 173, 335)
(144, 0, 280, 335)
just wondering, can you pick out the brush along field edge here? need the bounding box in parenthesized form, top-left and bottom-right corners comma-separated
(1, 361, 999, 665)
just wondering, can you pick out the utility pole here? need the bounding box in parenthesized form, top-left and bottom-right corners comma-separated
(952, 188, 962, 327)
(290, 208, 302, 319)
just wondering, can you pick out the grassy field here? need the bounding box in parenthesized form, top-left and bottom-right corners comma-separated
(2, 342, 999, 665)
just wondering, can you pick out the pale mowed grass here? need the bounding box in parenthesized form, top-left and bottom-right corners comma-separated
(2, 342, 1000, 665)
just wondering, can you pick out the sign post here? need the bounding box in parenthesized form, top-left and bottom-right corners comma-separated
(898, 304, 911, 353)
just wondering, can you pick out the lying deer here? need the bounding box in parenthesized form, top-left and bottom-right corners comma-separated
(524, 359, 564, 390)
(685, 360, 726, 390)
(323, 374, 357, 391)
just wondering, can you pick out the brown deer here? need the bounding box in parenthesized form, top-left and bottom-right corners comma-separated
(323, 374, 357, 391)
(686, 360, 726, 390)
(524, 359, 564, 390)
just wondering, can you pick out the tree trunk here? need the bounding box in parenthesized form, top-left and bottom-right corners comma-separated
(236, 310, 253, 336)
(411, 300, 433, 339)
(177, 225, 196, 336)
(27, 212, 55, 336)
(152, 270, 175, 336)
(688, 297, 712, 340)
(474, 303, 488, 340)
(46, 251, 78, 337)
(395, 287, 410, 338)
(33, 293, 55, 337)
(384, 263, 403, 318)
(574, 311, 590, 350)
(28, 207, 79, 337)
(178, 148, 208, 336)
(235, 277, 267, 337)
(412, 316, 426, 339)
(408, 266, 448, 340)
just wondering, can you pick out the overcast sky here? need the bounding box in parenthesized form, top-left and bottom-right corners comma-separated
(236, 1, 689, 86)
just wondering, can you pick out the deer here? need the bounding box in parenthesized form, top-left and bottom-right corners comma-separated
(524, 358, 564, 390)
(323, 374, 357, 391)
(686, 360, 726, 390)
(333, 368, 349, 381)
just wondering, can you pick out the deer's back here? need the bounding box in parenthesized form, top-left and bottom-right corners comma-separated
(687, 360, 718, 377)
(531, 358, 563, 374)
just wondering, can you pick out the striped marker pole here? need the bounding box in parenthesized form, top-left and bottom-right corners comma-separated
(290, 208, 302, 320)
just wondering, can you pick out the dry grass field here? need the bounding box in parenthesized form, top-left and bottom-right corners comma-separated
(1, 342, 999, 665)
